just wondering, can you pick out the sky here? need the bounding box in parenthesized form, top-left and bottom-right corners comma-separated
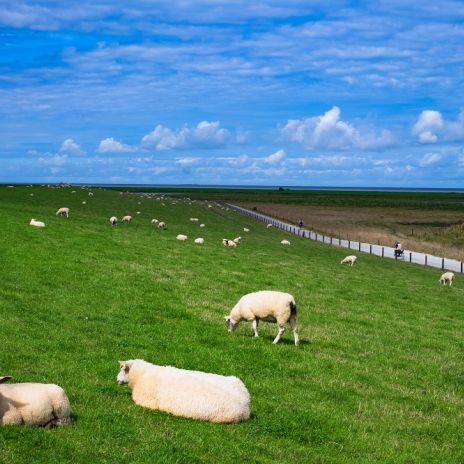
(1, 0, 464, 187)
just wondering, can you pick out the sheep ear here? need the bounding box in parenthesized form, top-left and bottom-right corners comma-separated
(224, 316, 230, 321)
(118, 361, 126, 368)
(0, 376, 12, 384)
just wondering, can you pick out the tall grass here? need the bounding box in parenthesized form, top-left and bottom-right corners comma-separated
(1, 185, 463, 463)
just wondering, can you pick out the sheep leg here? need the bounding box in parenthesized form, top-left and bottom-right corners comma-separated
(273, 325, 285, 344)
(289, 315, 300, 346)
(252, 319, 259, 337)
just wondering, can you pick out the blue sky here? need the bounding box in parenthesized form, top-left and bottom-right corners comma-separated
(1, 0, 464, 186)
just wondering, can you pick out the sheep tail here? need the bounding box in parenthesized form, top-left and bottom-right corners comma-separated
(290, 300, 297, 316)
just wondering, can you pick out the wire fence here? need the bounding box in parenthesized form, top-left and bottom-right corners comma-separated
(227, 203, 464, 274)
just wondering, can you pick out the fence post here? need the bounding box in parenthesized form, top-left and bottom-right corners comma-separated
(441, 258, 444, 270)
(369, 244, 372, 254)
(461, 262, 463, 273)
(330, 236, 333, 245)
(348, 240, 351, 248)
(358, 241, 361, 251)
(409, 252, 412, 263)
(425, 255, 428, 266)
(382, 247, 384, 257)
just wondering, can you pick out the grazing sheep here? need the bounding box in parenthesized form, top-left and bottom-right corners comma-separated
(341, 255, 357, 266)
(222, 239, 237, 248)
(194, 237, 204, 245)
(110, 216, 118, 226)
(151, 219, 159, 225)
(122, 215, 132, 224)
(233, 237, 242, 244)
(30, 219, 45, 228)
(190, 218, 199, 222)
(439, 271, 454, 286)
(0, 376, 71, 427)
(158, 222, 166, 229)
(176, 234, 188, 241)
(56, 207, 69, 218)
(266, 224, 273, 228)
(225, 290, 299, 345)
(243, 228, 250, 232)
(200, 223, 205, 228)
(116, 360, 250, 424)
(88, 192, 94, 197)
(281, 239, 290, 245)
(82, 201, 86, 205)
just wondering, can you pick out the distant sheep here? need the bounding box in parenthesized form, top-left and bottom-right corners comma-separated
(158, 222, 166, 229)
(117, 360, 250, 424)
(233, 237, 242, 244)
(151, 219, 159, 225)
(176, 234, 188, 241)
(82, 201, 86, 205)
(281, 240, 290, 245)
(200, 223, 205, 228)
(222, 239, 237, 248)
(243, 228, 250, 232)
(56, 207, 69, 218)
(190, 218, 199, 222)
(341, 255, 357, 266)
(225, 290, 299, 345)
(30, 219, 45, 228)
(439, 271, 454, 286)
(122, 215, 132, 224)
(266, 224, 273, 228)
(88, 192, 94, 197)
(0, 376, 71, 427)
(194, 237, 204, 245)
(110, 216, 118, 226)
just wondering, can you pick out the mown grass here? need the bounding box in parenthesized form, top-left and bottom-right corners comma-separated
(0, 185, 463, 463)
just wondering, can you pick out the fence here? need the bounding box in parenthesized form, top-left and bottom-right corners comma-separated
(226, 203, 464, 274)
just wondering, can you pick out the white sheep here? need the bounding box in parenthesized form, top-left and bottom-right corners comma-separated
(158, 222, 166, 229)
(0, 376, 71, 427)
(122, 215, 132, 224)
(56, 207, 69, 218)
(233, 237, 242, 244)
(194, 237, 204, 245)
(200, 224, 205, 228)
(116, 360, 250, 424)
(341, 255, 357, 266)
(222, 239, 237, 247)
(110, 216, 118, 226)
(151, 219, 159, 225)
(82, 201, 86, 205)
(225, 290, 299, 345)
(176, 234, 188, 241)
(439, 271, 454, 286)
(30, 219, 45, 228)
(190, 218, 199, 222)
(281, 239, 290, 245)
(88, 192, 94, 197)
(266, 224, 273, 229)
(243, 228, 250, 232)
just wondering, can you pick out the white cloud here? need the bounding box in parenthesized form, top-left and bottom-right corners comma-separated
(419, 152, 443, 166)
(281, 106, 393, 150)
(97, 137, 136, 153)
(141, 121, 231, 150)
(264, 149, 285, 163)
(413, 110, 464, 143)
(59, 138, 85, 156)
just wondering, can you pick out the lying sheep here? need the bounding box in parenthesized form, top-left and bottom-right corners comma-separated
(225, 290, 299, 345)
(243, 228, 250, 232)
(0, 376, 71, 427)
(341, 255, 357, 266)
(30, 219, 45, 228)
(194, 237, 204, 245)
(190, 218, 199, 222)
(266, 224, 273, 228)
(110, 216, 118, 226)
(56, 207, 69, 218)
(151, 219, 159, 225)
(158, 222, 166, 229)
(200, 223, 205, 228)
(117, 360, 250, 424)
(233, 237, 242, 244)
(439, 271, 454, 286)
(176, 234, 188, 241)
(122, 215, 132, 224)
(281, 239, 290, 245)
(222, 239, 237, 247)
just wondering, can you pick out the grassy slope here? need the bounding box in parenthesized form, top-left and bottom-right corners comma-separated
(0, 186, 463, 464)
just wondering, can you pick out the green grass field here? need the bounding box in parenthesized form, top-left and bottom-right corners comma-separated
(1, 185, 463, 463)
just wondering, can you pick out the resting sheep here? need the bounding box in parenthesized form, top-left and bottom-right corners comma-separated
(200, 224, 205, 228)
(233, 237, 242, 244)
(56, 207, 69, 218)
(243, 228, 250, 232)
(225, 290, 299, 345)
(30, 219, 45, 228)
(151, 219, 159, 225)
(158, 222, 166, 229)
(341, 255, 357, 266)
(122, 215, 132, 224)
(281, 240, 290, 245)
(0, 376, 71, 427)
(190, 218, 199, 222)
(176, 234, 188, 241)
(194, 238, 204, 245)
(116, 360, 250, 424)
(439, 271, 454, 286)
(222, 239, 237, 248)
(110, 216, 118, 226)
(266, 224, 273, 228)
